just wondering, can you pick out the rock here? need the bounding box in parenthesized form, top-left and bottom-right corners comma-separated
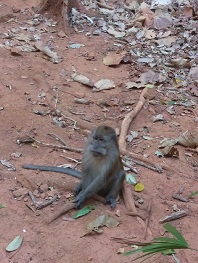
(10, 47, 23, 56)
(39, 184, 49, 193)
(13, 187, 28, 198)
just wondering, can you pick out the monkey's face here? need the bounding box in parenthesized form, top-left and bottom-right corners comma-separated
(87, 125, 117, 157)
(90, 136, 107, 157)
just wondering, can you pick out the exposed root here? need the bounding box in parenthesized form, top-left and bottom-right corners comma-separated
(47, 202, 75, 224)
(122, 182, 153, 238)
(119, 88, 175, 173)
(47, 194, 105, 223)
(119, 88, 148, 150)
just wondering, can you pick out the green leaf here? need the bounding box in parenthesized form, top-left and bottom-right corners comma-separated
(126, 173, 137, 185)
(73, 205, 95, 219)
(154, 237, 186, 246)
(163, 223, 189, 247)
(6, 235, 23, 252)
(162, 249, 175, 255)
(188, 191, 198, 198)
(0, 204, 6, 209)
(124, 223, 191, 261)
(145, 84, 154, 89)
(168, 101, 175, 105)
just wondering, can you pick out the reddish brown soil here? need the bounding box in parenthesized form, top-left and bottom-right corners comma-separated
(0, 1, 198, 263)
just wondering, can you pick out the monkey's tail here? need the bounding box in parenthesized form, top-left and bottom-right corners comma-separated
(22, 164, 81, 178)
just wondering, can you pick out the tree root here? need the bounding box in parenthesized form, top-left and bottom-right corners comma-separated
(119, 88, 175, 173)
(47, 202, 75, 224)
(122, 182, 153, 239)
(47, 194, 105, 224)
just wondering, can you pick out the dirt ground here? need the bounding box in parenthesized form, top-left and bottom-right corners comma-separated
(0, 0, 198, 262)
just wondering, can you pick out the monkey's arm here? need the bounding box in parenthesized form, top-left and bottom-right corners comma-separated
(105, 170, 125, 208)
(75, 175, 106, 208)
(22, 164, 81, 179)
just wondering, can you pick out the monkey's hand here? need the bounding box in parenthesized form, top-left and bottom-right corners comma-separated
(74, 192, 86, 209)
(105, 196, 116, 208)
(74, 183, 82, 196)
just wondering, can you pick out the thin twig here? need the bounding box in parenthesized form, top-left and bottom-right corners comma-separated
(29, 191, 58, 209)
(48, 133, 67, 146)
(96, 1, 114, 10)
(122, 159, 138, 174)
(29, 135, 83, 153)
(143, 198, 152, 240)
(68, 109, 85, 115)
(29, 191, 41, 209)
(130, 158, 163, 173)
(37, 195, 59, 209)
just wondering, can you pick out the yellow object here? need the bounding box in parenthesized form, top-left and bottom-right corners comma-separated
(134, 183, 145, 192)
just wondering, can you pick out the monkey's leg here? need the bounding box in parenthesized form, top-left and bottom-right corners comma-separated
(105, 171, 125, 208)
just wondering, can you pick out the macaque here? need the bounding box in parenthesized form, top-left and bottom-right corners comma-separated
(23, 125, 125, 208)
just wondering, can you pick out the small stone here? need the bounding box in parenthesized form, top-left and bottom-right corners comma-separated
(10, 152, 22, 158)
(48, 189, 59, 197)
(138, 198, 144, 204)
(23, 197, 29, 202)
(13, 187, 29, 198)
(40, 193, 47, 199)
(115, 210, 121, 217)
(33, 189, 40, 197)
(35, 211, 41, 216)
(117, 247, 125, 254)
(39, 184, 49, 193)
(10, 47, 22, 56)
(57, 30, 66, 38)
(17, 196, 24, 201)
(12, 7, 20, 13)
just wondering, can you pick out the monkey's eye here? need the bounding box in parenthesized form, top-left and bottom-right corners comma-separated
(95, 136, 104, 142)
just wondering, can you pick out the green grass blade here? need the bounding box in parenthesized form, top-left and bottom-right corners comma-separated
(141, 243, 185, 253)
(124, 223, 192, 261)
(188, 191, 198, 198)
(163, 223, 189, 247)
(154, 237, 187, 247)
(125, 242, 185, 256)
(126, 247, 173, 261)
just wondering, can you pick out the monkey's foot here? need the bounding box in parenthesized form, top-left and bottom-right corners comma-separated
(105, 197, 116, 208)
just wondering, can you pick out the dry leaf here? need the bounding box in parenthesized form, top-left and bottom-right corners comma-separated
(103, 51, 127, 66)
(94, 79, 115, 91)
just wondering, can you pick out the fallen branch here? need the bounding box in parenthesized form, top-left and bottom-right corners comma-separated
(29, 136, 83, 153)
(29, 191, 58, 209)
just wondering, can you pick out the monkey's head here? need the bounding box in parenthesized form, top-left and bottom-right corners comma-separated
(87, 125, 118, 157)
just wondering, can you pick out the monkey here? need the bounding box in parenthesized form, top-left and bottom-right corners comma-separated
(23, 125, 125, 209)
